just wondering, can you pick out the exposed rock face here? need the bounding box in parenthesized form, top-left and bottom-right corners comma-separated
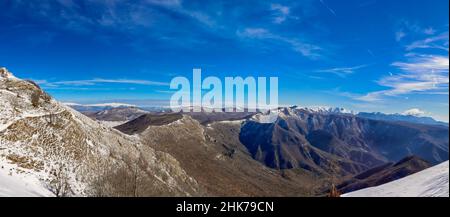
(240, 119, 369, 176)
(0, 69, 200, 196)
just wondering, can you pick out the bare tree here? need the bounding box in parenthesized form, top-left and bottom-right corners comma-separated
(51, 166, 72, 197)
(132, 163, 139, 197)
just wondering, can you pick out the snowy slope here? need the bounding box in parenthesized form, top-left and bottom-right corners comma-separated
(343, 161, 449, 197)
(0, 165, 54, 197)
(252, 110, 279, 123)
(1, 68, 200, 196)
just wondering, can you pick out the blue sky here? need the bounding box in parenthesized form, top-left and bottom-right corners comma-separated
(0, 0, 448, 121)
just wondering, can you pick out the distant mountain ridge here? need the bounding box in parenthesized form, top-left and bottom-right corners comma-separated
(71, 103, 448, 127)
(357, 112, 448, 126)
(66, 102, 170, 113)
(83, 107, 149, 122)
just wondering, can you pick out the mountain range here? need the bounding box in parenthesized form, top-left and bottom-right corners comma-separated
(357, 112, 448, 127)
(241, 108, 448, 170)
(1, 68, 449, 196)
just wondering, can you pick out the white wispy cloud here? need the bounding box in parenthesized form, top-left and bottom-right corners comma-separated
(396, 30, 406, 41)
(394, 20, 441, 42)
(270, 4, 291, 24)
(237, 27, 321, 58)
(237, 28, 271, 38)
(319, 0, 336, 16)
(317, 65, 368, 77)
(391, 55, 449, 73)
(402, 108, 426, 116)
(406, 31, 449, 51)
(352, 27, 450, 102)
(146, 0, 182, 7)
(38, 78, 169, 89)
(424, 27, 436, 35)
(140, 0, 216, 28)
(353, 91, 384, 102)
(355, 54, 449, 102)
(11, 0, 215, 35)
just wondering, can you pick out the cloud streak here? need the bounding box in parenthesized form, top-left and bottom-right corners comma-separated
(396, 30, 406, 41)
(270, 4, 291, 24)
(37, 78, 169, 89)
(350, 28, 450, 102)
(355, 54, 449, 102)
(317, 65, 368, 77)
(237, 27, 322, 58)
(406, 32, 449, 51)
(319, 0, 336, 16)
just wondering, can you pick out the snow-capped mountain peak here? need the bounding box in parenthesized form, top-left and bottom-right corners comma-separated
(251, 110, 280, 123)
(301, 106, 355, 114)
(250, 106, 355, 123)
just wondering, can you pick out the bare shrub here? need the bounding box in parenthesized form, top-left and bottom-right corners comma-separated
(90, 163, 141, 197)
(50, 166, 72, 197)
(25, 80, 42, 90)
(31, 90, 41, 107)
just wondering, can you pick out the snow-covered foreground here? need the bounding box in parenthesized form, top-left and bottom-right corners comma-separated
(343, 161, 449, 197)
(0, 166, 54, 197)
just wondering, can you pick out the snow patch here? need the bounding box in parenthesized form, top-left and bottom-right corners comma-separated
(0, 159, 54, 197)
(99, 120, 127, 127)
(343, 161, 449, 197)
(252, 110, 279, 123)
(302, 106, 355, 114)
